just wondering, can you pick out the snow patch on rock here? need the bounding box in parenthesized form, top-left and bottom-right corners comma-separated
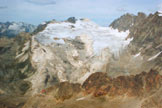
(148, 51, 162, 61)
(134, 52, 141, 58)
(76, 97, 86, 101)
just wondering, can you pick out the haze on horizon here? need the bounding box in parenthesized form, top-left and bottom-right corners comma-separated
(0, 0, 162, 26)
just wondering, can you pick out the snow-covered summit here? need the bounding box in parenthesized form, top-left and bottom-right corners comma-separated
(35, 18, 132, 53)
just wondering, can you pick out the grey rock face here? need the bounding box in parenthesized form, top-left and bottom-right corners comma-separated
(109, 12, 146, 31)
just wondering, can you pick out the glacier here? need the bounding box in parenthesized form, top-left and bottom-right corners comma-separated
(35, 19, 132, 54)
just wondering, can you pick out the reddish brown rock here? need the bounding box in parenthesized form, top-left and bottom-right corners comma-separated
(82, 69, 162, 97)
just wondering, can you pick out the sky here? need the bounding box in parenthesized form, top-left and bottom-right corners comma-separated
(0, 0, 162, 26)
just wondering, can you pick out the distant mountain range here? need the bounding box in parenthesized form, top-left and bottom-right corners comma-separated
(0, 22, 37, 37)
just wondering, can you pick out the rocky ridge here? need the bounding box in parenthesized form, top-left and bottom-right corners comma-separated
(110, 12, 146, 31)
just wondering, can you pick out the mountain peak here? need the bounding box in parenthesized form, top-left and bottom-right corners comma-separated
(34, 18, 131, 53)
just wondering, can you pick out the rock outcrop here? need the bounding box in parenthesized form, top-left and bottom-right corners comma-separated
(66, 17, 77, 23)
(83, 69, 162, 97)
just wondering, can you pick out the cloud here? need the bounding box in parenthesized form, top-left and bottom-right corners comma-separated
(0, 0, 159, 25)
(158, 3, 162, 11)
(0, 6, 7, 9)
(25, 0, 56, 5)
(147, 8, 156, 13)
(116, 7, 127, 12)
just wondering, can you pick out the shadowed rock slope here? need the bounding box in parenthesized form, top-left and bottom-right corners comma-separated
(127, 12, 162, 74)
(0, 33, 34, 95)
